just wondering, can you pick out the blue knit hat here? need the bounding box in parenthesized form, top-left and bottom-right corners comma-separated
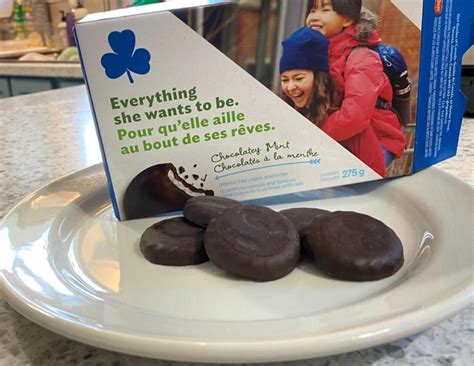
(280, 27, 329, 74)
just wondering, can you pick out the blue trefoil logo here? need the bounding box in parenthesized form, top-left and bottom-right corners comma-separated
(101, 29, 151, 84)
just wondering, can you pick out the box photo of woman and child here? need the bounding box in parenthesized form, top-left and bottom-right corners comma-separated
(278, 0, 416, 178)
(180, 0, 421, 178)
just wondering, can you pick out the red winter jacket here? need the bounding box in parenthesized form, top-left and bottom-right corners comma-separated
(320, 12, 406, 177)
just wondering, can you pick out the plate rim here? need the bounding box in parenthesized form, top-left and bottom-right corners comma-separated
(1, 164, 473, 362)
(1, 277, 472, 362)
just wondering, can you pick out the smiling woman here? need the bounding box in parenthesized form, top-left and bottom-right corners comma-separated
(279, 27, 341, 127)
(280, 70, 314, 109)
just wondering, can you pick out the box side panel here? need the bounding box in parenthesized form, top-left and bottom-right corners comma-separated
(74, 25, 122, 220)
(413, 0, 473, 172)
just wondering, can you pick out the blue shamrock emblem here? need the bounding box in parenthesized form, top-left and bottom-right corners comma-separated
(101, 29, 151, 83)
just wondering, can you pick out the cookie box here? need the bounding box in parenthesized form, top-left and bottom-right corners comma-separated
(74, 0, 473, 220)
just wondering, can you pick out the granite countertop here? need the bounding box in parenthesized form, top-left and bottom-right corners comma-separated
(0, 86, 472, 365)
(0, 61, 83, 79)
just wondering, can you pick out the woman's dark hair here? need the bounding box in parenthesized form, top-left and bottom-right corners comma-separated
(311, 0, 362, 22)
(283, 71, 342, 127)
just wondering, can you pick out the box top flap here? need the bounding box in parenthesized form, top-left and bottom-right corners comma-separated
(78, 0, 237, 24)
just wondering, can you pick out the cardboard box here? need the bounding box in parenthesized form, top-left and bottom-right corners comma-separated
(75, 0, 473, 221)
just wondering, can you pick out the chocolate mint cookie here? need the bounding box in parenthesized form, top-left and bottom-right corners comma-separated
(280, 207, 329, 236)
(204, 205, 300, 282)
(124, 163, 214, 220)
(304, 211, 404, 281)
(139, 217, 208, 266)
(183, 196, 242, 227)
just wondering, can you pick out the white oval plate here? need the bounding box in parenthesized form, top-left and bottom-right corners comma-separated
(0, 165, 472, 363)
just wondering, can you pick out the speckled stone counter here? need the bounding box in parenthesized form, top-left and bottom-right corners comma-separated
(0, 61, 83, 79)
(0, 87, 473, 365)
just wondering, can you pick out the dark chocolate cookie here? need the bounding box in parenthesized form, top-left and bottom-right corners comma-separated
(139, 217, 208, 266)
(204, 205, 300, 282)
(124, 163, 214, 220)
(280, 207, 329, 236)
(304, 211, 404, 281)
(183, 196, 242, 227)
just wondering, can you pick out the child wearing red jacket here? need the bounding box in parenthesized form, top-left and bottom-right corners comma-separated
(306, 0, 406, 177)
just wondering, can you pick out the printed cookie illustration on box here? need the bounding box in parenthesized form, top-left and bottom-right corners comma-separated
(75, 0, 472, 220)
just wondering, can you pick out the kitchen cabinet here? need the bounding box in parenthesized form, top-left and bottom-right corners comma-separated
(56, 78, 85, 88)
(0, 76, 84, 98)
(0, 78, 11, 98)
(9, 77, 55, 96)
